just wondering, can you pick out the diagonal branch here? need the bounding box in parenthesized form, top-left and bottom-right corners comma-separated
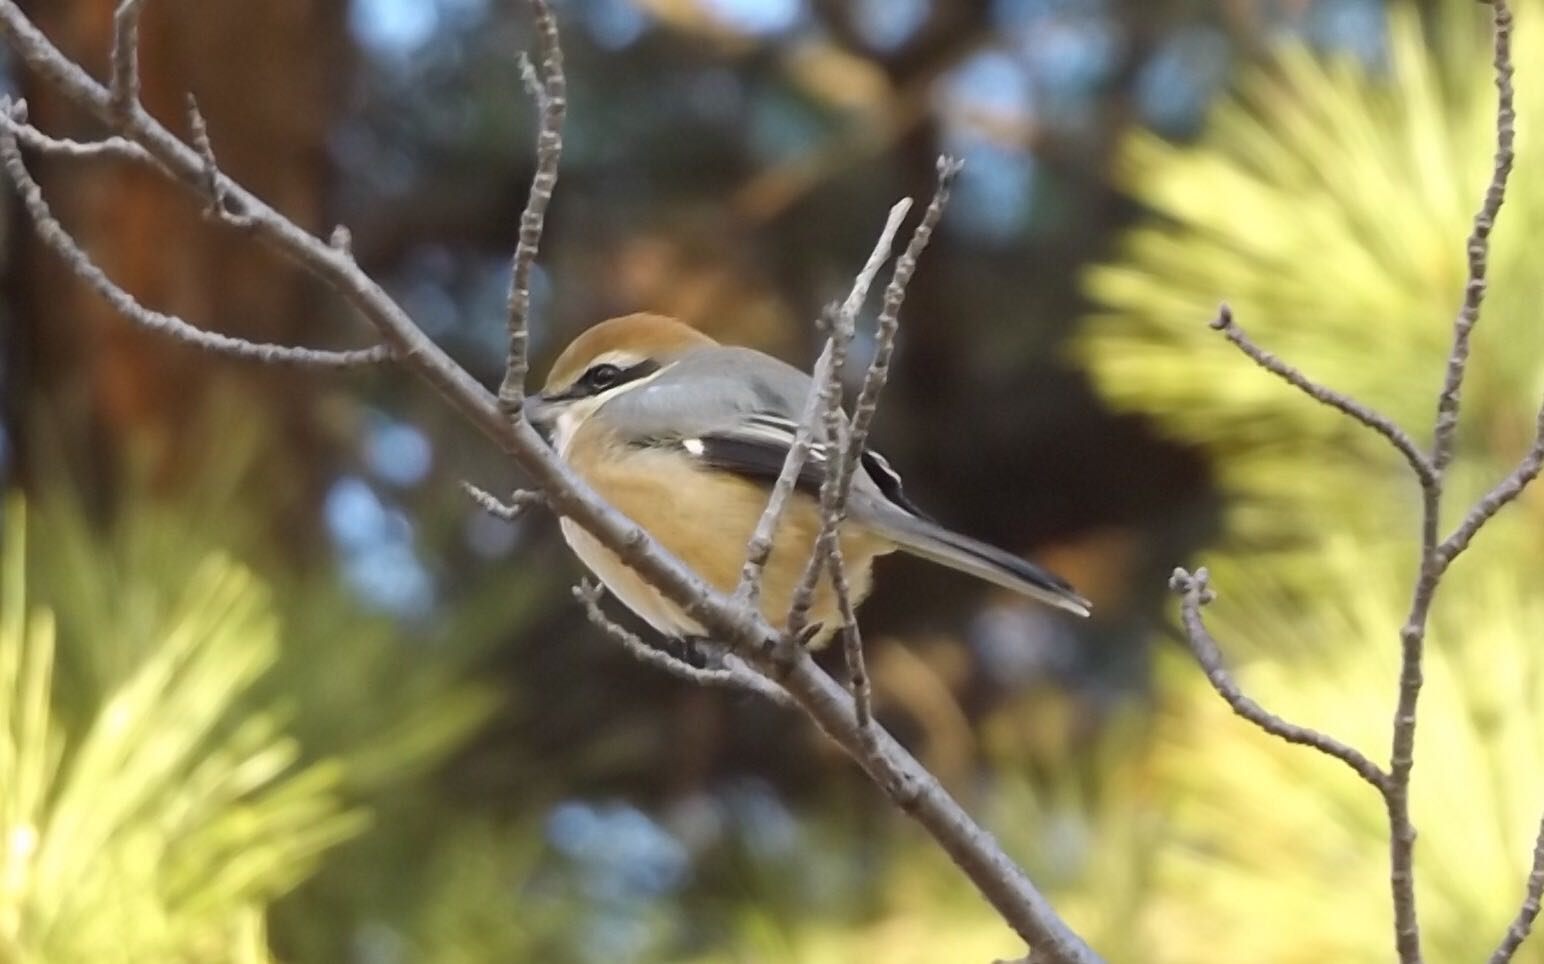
(1437, 400, 1544, 567)
(0, 114, 389, 369)
(496, 0, 566, 418)
(1489, 812, 1544, 964)
(1209, 304, 1435, 486)
(574, 581, 796, 710)
(1169, 568, 1388, 791)
(0, 4, 1104, 959)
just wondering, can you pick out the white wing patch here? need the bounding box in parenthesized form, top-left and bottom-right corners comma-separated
(739, 413, 832, 461)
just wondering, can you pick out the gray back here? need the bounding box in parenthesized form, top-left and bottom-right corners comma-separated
(598, 346, 816, 440)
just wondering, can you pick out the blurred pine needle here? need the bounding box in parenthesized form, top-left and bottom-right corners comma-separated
(0, 497, 366, 963)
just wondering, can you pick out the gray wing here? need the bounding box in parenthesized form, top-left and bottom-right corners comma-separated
(600, 345, 926, 516)
(603, 346, 1091, 615)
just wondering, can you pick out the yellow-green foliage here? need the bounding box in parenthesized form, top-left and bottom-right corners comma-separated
(1147, 543, 1544, 962)
(0, 502, 365, 964)
(1076, 0, 1544, 552)
(1065, 0, 1544, 960)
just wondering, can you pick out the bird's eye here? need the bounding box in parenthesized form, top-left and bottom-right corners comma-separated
(583, 363, 623, 391)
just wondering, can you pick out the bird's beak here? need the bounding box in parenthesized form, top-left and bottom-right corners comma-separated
(523, 393, 558, 434)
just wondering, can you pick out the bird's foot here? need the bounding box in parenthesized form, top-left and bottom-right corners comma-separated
(663, 635, 712, 669)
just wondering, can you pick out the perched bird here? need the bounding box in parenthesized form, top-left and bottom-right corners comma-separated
(526, 313, 1090, 647)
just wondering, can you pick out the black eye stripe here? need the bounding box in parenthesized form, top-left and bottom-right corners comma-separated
(569, 359, 660, 398)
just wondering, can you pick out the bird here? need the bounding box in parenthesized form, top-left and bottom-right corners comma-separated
(524, 313, 1090, 649)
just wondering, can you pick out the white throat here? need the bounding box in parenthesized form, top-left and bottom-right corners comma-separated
(550, 363, 672, 457)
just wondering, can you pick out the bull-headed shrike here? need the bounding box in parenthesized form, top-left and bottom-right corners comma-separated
(526, 313, 1090, 647)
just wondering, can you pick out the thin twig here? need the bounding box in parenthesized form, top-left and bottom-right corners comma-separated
(496, 0, 566, 418)
(840, 156, 961, 496)
(461, 481, 543, 521)
(1430, 0, 1515, 474)
(1210, 304, 1435, 487)
(4, 98, 154, 163)
(1169, 568, 1388, 791)
(1489, 812, 1544, 963)
(734, 343, 833, 605)
(830, 542, 874, 733)
(786, 306, 855, 637)
(574, 581, 795, 709)
(1437, 402, 1544, 567)
(738, 199, 911, 608)
(0, 122, 389, 368)
(787, 163, 962, 638)
(186, 94, 253, 227)
(109, 0, 146, 118)
(838, 198, 915, 321)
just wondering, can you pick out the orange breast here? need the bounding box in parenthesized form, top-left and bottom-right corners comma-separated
(564, 421, 891, 643)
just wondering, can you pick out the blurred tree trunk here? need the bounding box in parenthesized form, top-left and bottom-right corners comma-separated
(6, 0, 348, 524)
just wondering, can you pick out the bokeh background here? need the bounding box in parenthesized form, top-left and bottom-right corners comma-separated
(3, 0, 1544, 961)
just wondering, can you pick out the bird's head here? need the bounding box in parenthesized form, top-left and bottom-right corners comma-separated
(526, 313, 717, 443)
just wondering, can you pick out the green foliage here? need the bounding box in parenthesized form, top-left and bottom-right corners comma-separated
(1144, 544, 1544, 963)
(0, 500, 364, 964)
(7, 406, 528, 962)
(1062, 0, 1544, 960)
(1076, 0, 1544, 554)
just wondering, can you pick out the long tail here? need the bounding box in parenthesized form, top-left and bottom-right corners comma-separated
(863, 511, 1091, 617)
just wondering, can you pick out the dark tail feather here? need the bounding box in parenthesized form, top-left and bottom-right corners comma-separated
(865, 512, 1091, 617)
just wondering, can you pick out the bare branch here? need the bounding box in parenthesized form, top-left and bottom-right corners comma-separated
(1438, 402, 1544, 567)
(109, 0, 147, 118)
(786, 307, 854, 637)
(739, 199, 911, 609)
(185, 93, 253, 228)
(1431, 0, 1515, 473)
(830, 542, 873, 732)
(841, 156, 962, 493)
(1490, 812, 1544, 963)
(787, 162, 962, 638)
(1387, 8, 1517, 958)
(734, 342, 832, 605)
(0, 120, 389, 369)
(781, 200, 914, 634)
(839, 198, 915, 321)
(574, 581, 796, 709)
(496, 0, 566, 417)
(1169, 568, 1389, 791)
(1210, 304, 1435, 486)
(4, 98, 154, 163)
(461, 481, 543, 522)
